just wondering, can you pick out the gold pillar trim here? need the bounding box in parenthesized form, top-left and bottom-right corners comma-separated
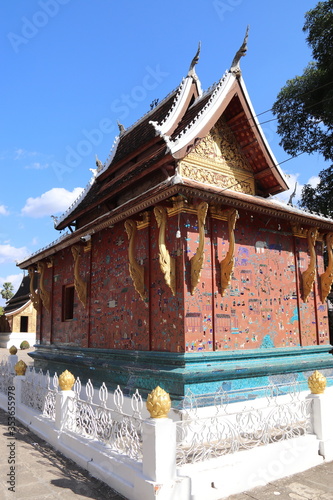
(301, 227, 318, 302)
(71, 245, 88, 308)
(14, 360, 27, 376)
(146, 386, 171, 418)
(9, 346, 17, 355)
(220, 209, 239, 296)
(37, 261, 51, 312)
(291, 224, 323, 241)
(308, 370, 326, 394)
(83, 240, 92, 253)
(47, 257, 54, 268)
(124, 219, 146, 301)
(320, 232, 333, 303)
(167, 196, 197, 217)
(154, 206, 176, 296)
(58, 370, 75, 391)
(190, 202, 209, 295)
(28, 266, 40, 311)
(136, 211, 150, 230)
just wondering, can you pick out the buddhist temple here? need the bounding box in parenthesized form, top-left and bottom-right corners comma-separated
(0, 275, 37, 348)
(18, 35, 333, 401)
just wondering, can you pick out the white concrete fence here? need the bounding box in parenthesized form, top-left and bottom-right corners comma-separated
(1, 353, 333, 500)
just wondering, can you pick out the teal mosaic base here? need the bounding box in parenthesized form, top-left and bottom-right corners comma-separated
(30, 344, 333, 405)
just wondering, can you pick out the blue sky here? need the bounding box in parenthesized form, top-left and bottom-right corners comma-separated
(0, 0, 325, 302)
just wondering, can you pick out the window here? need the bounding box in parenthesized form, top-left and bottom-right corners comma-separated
(20, 316, 28, 332)
(63, 285, 75, 321)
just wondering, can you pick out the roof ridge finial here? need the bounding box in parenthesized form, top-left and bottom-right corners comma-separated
(187, 41, 201, 78)
(117, 120, 126, 134)
(230, 25, 249, 77)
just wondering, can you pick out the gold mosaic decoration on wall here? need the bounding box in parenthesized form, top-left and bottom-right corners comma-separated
(179, 117, 254, 195)
(125, 219, 146, 301)
(320, 232, 333, 303)
(220, 209, 239, 296)
(71, 245, 88, 308)
(301, 227, 318, 303)
(37, 261, 50, 312)
(154, 206, 176, 296)
(190, 202, 208, 295)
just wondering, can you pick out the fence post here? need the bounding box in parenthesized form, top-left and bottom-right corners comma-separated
(307, 370, 333, 460)
(142, 386, 176, 483)
(55, 370, 75, 431)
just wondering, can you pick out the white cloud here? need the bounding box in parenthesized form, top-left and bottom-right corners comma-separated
(21, 187, 84, 218)
(14, 148, 37, 160)
(0, 205, 9, 216)
(24, 162, 49, 170)
(308, 176, 320, 188)
(0, 244, 29, 264)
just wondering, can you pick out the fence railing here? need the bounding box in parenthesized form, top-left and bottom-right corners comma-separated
(0, 354, 333, 500)
(176, 382, 313, 465)
(63, 379, 144, 461)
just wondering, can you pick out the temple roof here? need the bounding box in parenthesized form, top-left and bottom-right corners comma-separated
(53, 37, 291, 232)
(4, 275, 36, 315)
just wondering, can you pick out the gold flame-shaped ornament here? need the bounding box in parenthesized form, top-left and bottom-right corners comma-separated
(58, 370, 75, 391)
(9, 345, 18, 355)
(308, 370, 327, 394)
(146, 386, 171, 418)
(14, 360, 27, 376)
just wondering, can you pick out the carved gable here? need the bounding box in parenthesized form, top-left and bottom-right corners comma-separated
(179, 116, 255, 195)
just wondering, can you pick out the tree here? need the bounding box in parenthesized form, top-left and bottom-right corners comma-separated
(1, 282, 14, 301)
(272, 1, 333, 215)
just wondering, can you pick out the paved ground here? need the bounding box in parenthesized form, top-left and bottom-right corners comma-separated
(1, 347, 333, 499)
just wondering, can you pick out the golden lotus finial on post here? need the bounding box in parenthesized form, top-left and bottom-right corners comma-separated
(308, 370, 327, 394)
(146, 386, 171, 418)
(58, 370, 75, 391)
(9, 345, 18, 355)
(14, 360, 27, 376)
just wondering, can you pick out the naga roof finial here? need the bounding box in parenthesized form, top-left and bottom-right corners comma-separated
(230, 26, 249, 77)
(117, 120, 126, 134)
(187, 41, 201, 78)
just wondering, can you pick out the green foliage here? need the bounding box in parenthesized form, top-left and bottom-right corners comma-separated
(1, 282, 14, 301)
(20, 340, 30, 350)
(272, 1, 333, 212)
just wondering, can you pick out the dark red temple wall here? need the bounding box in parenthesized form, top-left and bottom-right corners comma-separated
(89, 223, 150, 350)
(50, 247, 89, 346)
(149, 212, 185, 352)
(184, 208, 329, 352)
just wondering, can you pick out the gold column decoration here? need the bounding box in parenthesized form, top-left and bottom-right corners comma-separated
(37, 261, 51, 312)
(190, 202, 208, 295)
(71, 245, 88, 308)
(154, 206, 176, 296)
(124, 219, 146, 301)
(308, 370, 327, 394)
(9, 346, 17, 355)
(28, 266, 40, 311)
(320, 232, 333, 303)
(301, 228, 318, 302)
(146, 386, 171, 418)
(58, 370, 75, 391)
(14, 360, 27, 376)
(220, 208, 239, 296)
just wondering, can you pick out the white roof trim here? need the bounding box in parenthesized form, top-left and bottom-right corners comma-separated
(238, 76, 290, 190)
(166, 71, 233, 155)
(5, 299, 32, 317)
(149, 76, 194, 136)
